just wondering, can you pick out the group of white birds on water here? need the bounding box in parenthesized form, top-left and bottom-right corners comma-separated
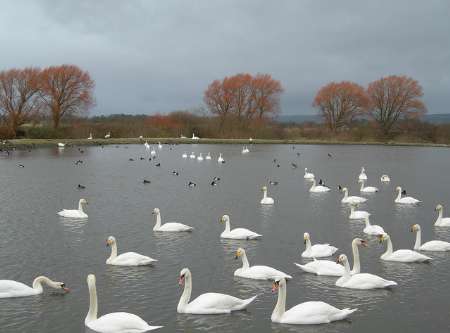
(3, 144, 450, 333)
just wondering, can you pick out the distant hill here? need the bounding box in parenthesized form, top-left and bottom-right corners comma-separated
(278, 114, 450, 124)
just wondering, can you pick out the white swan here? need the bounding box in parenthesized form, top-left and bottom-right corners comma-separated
(88, 133, 93, 140)
(150, 147, 156, 156)
(362, 216, 385, 235)
(220, 215, 261, 240)
(0, 276, 69, 298)
(104, 132, 111, 139)
(177, 268, 257, 314)
(435, 204, 450, 227)
(304, 168, 315, 180)
(205, 152, 212, 160)
(359, 179, 378, 193)
(106, 236, 157, 266)
(295, 238, 366, 276)
(192, 133, 199, 140)
(271, 278, 356, 325)
(358, 167, 367, 181)
(336, 254, 397, 289)
(349, 203, 370, 220)
(189, 152, 196, 159)
(57, 142, 65, 148)
(380, 174, 390, 182)
(242, 146, 249, 154)
(144, 141, 150, 150)
(302, 232, 338, 258)
(158, 142, 162, 149)
(378, 233, 431, 262)
(234, 248, 292, 280)
(85, 274, 162, 332)
(58, 198, 88, 218)
(411, 224, 450, 251)
(395, 186, 421, 204)
(197, 153, 204, 161)
(260, 186, 274, 205)
(152, 208, 193, 232)
(340, 187, 367, 204)
(182, 152, 188, 158)
(309, 179, 330, 192)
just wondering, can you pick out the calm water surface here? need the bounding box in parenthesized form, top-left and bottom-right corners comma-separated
(0, 144, 449, 332)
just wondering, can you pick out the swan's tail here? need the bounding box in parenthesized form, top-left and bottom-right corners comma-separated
(248, 234, 262, 240)
(386, 280, 398, 287)
(237, 295, 257, 310)
(148, 325, 164, 331)
(294, 263, 315, 274)
(333, 308, 357, 321)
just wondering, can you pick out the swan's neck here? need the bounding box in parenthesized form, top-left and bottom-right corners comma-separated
(108, 242, 118, 260)
(350, 205, 355, 214)
(364, 218, 371, 227)
(272, 284, 286, 321)
(78, 201, 85, 212)
(263, 190, 268, 199)
(32, 276, 53, 292)
(343, 189, 348, 198)
(437, 209, 443, 220)
(360, 181, 364, 191)
(351, 242, 361, 274)
(396, 189, 402, 201)
(240, 252, 250, 269)
(384, 238, 394, 256)
(154, 212, 162, 229)
(305, 239, 312, 251)
(224, 220, 231, 233)
(86, 281, 98, 324)
(342, 260, 352, 279)
(177, 276, 192, 311)
(414, 230, 422, 250)
(310, 179, 316, 189)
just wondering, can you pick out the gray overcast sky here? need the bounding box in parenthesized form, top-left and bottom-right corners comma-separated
(1, 0, 449, 115)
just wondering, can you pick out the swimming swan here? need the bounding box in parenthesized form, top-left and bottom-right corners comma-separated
(349, 203, 370, 220)
(359, 179, 378, 193)
(182, 152, 188, 158)
(309, 179, 330, 192)
(260, 186, 274, 205)
(378, 233, 431, 262)
(0, 276, 69, 298)
(219, 215, 262, 240)
(302, 232, 338, 258)
(340, 187, 367, 204)
(304, 168, 315, 180)
(85, 274, 162, 332)
(177, 268, 257, 314)
(106, 236, 157, 266)
(152, 208, 193, 232)
(234, 248, 292, 280)
(242, 146, 249, 154)
(295, 238, 366, 276)
(189, 152, 196, 159)
(362, 216, 385, 235)
(335, 254, 397, 290)
(197, 153, 204, 161)
(57, 198, 88, 218)
(358, 167, 367, 181)
(144, 142, 150, 150)
(271, 278, 356, 325)
(434, 204, 450, 227)
(411, 224, 450, 251)
(205, 152, 212, 160)
(380, 174, 390, 182)
(395, 186, 421, 204)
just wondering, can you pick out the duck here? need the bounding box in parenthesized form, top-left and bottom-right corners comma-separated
(219, 215, 261, 240)
(349, 203, 370, 220)
(303, 168, 315, 180)
(197, 153, 204, 161)
(152, 208, 193, 232)
(182, 152, 188, 158)
(205, 152, 212, 160)
(106, 236, 157, 266)
(189, 152, 196, 159)
(309, 179, 330, 192)
(394, 186, 421, 204)
(410, 224, 450, 251)
(335, 254, 397, 289)
(57, 198, 88, 218)
(104, 132, 111, 139)
(362, 216, 385, 235)
(435, 204, 450, 227)
(380, 174, 390, 182)
(359, 179, 378, 193)
(77, 184, 86, 190)
(234, 248, 292, 280)
(260, 186, 274, 205)
(0, 276, 69, 298)
(358, 167, 367, 181)
(295, 238, 366, 276)
(177, 268, 257, 314)
(85, 274, 162, 332)
(302, 232, 338, 258)
(339, 186, 367, 204)
(242, 146, 249, 154)
(378, 233, 431, 262)
(143, 179, 151, 184)
(271, 278, 356, 325)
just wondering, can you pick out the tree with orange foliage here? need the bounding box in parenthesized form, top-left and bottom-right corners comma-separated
(40, 65, 94, 128)
(251, 73, 283, 120)
(367, 75, 426, 135)
(0, 68, 42, 136)
(313, 81, 369, 132)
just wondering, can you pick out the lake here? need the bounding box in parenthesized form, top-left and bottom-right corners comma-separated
(0, 143, 449, 332)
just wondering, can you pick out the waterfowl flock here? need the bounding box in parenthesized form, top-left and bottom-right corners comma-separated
(1, 143, 450, 333)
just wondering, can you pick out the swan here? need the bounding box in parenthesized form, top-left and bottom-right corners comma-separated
(104, 132, 111, 139)
(177, 268, 257, 314)
(435, 204, 450, 227)
(192, 133, 199, 140)
(158, 142, 162, 149)
(217, 153, 224, 163)
(0, 276, 69, 298)
(106, 236, 157, 266)
(205, 152, 212, 160)
(189, 152, 196, 159)
(152, 208, 193, 232)
(57, 142, 65, 148)
(271, 278, 356, 325)
(304, 168, 315, 180)
(359, 179, 378, 193)
(242, 146, 249, 154)
(85, 274, 162, 332)
(197, 153, 204, 161)
(336, 254, 397, 289)
(349, 203, 370, 220)
(144, 141, 150, 150)
(234, 248, 292, 280)
(220, 214, 261, 240)
(260, 186, 274, 205)
(362, 216, 385, 235)
(182, 152, 188, 158)
(358, 167, 367, 181)
(378, 233, 432, 262)
(302, 232, 338, 258)
(88, 133, 93, 140)
(150, 147, 156, 156)
(58, 198, 88, 218)
(339, 187, 367, 204)
(380, 174, 390, 182)
(411, 224, 450, 251)
(395, 186, 421, 204)
(309, 179, 330, 192)
(295, 238, 366, 276)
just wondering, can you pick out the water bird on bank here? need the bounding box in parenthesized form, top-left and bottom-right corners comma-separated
(395, 186, 421, 204)
(191, 133, 199, 140)
(106, 236, 157, 266)
(234, 248, 292, 280)
(378, 233, 432, 262)
(410, 224, 450, 251)
(57, 142, 65, 148)
(435, 204, 450, 226)
(152, 208, 193, 232)
(143, 179, 151, 184)
(260, 186, 274, 205)
(0, 276, 69, 298)
(104, 132, 111, 139)
(88, 133, 93, 140)
(302, 232, 338, 258)
(220, 214, 262, 240)
(58, 198, 88, 218)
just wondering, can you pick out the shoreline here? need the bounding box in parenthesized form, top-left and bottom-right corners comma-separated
(2, 138, 450, 149)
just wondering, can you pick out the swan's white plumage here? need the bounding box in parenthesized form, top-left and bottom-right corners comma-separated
(220, 215, 261, 240)
(302, 233, 337, 258)
(260, 186, 274, 205)
(304, 168, 315, 180)
(57, 198, 88, 218)
(359, 180, 378, 193)
(411, 224, 450, 251)
(349, 204, 370, 220)
(152, 208, 193, 232)
(434, 204, 450, 227)
(379, 234, 431, 262)
(395, 186, 421, 204)
(340, 187, 367, 204)
(106, 236, 157, 266)
(234, 248, 292, 280)
(362, 217, 385, 235)
(309, 179, 330, 193)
